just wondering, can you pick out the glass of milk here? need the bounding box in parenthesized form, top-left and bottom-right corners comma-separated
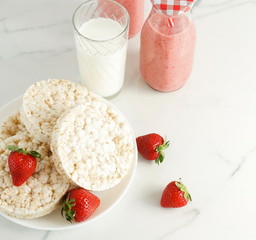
(72, 0, 130, 98)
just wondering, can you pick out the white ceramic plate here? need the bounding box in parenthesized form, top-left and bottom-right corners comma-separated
(0, 96, 137, 231)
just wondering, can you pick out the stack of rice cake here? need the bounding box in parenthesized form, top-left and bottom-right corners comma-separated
(0, 79, 134, 219)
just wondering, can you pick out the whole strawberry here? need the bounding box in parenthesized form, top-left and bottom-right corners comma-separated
(7, 145, 41, 186)
(160, 179, 192, 208)
(61, 188, 100, 223)
(136, 133, 170, 164)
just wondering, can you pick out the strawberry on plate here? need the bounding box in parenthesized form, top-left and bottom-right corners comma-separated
(7, 145, 41, 186)
(160, 179, 192, 208)
(61, 188, 100, 223)
(136, 133, 170, 164)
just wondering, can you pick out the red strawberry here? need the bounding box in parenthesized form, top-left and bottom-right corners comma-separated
(160, 179, 192, 208)
(7, 145, 41, 186)
(136, 133, 170, 164)
(61, 188, 100, 223)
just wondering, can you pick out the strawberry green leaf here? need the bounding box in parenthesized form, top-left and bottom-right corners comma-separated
(6, 145, 20, 152)
(156, 140, 170, 152)
(6, 145, 41, 158)
(28, 151, 41, 159)
(155, 139, 170, 165)
(61, 194, 76, 223)
(17, 148, 24, 153)
(155, 154, 163, 165)
(175, 179, 192, 202)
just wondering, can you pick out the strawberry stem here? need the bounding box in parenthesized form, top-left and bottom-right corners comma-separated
(6, 145, 41, 158)
(61, 194, 76, 223)
(175, 179, 192, 201)
(155, 140, 170, 165)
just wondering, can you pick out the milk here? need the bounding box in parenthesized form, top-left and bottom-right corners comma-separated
(75, 18, 128, 98)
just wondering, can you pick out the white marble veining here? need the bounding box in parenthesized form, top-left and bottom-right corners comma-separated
(1, 0, 256, 239)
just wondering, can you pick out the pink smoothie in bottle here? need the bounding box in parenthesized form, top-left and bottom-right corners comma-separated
(140, 8, 196, 92)
(115, 0, 145, 38)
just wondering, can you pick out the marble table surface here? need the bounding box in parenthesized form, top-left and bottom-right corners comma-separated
(1, 0, 256, 239)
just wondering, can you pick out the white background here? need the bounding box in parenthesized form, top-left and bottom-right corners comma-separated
(1, 0, 256, 239)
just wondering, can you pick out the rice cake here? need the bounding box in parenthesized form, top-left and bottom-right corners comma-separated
(21, 79, 98, 143)
(51, 102, 134, 191)
(0, 112, 69, 219)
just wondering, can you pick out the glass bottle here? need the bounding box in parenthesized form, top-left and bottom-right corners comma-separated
(140, 6, 196, 92)
(115, 0, 145, 38)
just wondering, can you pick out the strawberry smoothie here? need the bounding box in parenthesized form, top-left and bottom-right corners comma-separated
(140, 9, 196, 92)
(115, 0, 144, 38)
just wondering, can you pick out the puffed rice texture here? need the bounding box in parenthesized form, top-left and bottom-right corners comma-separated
(51, 102, 134, 191)
(0, 112, 69, 219)
(20, 79, 99, 143)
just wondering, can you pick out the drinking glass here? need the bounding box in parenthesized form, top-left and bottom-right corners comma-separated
(73, 0, 130, 98)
